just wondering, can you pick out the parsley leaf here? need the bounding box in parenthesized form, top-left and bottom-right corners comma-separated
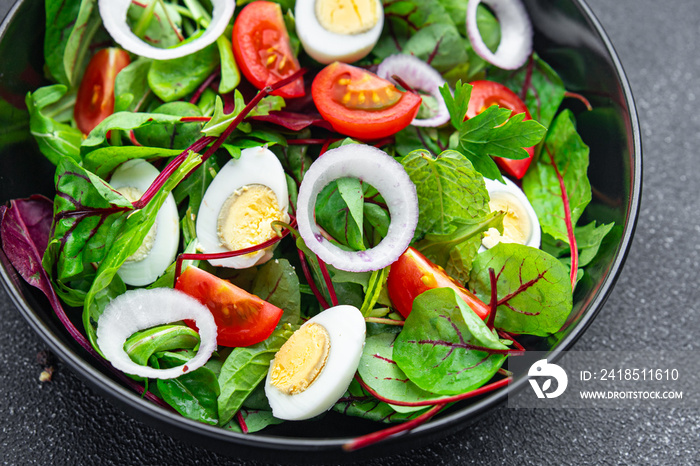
(441, 81, 547, 181)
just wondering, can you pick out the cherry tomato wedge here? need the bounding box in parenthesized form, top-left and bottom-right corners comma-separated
(465, 80, 535, 179)
(175, 266, 283, 347)
(232, 1, 304, 99)
(387, 247, 490, 320)
(311, 62, 422, 140)
(74, 48, 130, 134)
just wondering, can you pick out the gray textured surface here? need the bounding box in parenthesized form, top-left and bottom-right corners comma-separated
(2, 0, 699, 464)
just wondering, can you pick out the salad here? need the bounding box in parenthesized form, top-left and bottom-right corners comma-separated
(0, 0, 617, 450)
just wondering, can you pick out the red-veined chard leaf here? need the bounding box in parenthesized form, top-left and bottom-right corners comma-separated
(401, 149, 489, 281)
(44, 0, 101, 86)
(469, 243, 573, 336)
(223, 408, 284, 434)
(82, 151, 202, 351)
(359, 332, 444, 413)
(522, 110, 591, 245)
(26, 85, 82, 165)
(393, 287, 508, 395)
(0, 195, 54, 297)
(333, 379, 424, 424)
(42, 157, 133, 306)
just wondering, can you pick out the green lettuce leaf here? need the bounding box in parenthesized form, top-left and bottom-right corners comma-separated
(26, 85, 82, 165)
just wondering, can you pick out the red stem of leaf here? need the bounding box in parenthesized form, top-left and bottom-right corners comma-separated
(317, 256, 338, 306)
(190, 68, 221, 104)
(564, 91, 593, 111)
(497, 329, 525, 352)
(297, 248, 330, 309)
(486, 267, 498, 330)
(546, 145, 578, 289)
(343, 403, 445, 451)
(353, 373, 512, 407)
(173, 218, 296, 285)
(391, 75, 418, 95)
(236, 410, 249, 434)
(344, 376, 512, 451)
(519, 54, 535, 101)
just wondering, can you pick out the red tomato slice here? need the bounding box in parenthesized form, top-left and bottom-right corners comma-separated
(466, 80, 535, 179)
(311, 62, 422, 140)
(74, 48, 130, 134)
(175, 266, 283, 347)
(387, 247, 490, 320)
(232, 1, 304, 99)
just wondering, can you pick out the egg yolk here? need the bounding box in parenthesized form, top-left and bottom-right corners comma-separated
(315, 0, 378, 35)
(482, 192, 531, 249)
(268, 323, 330, 395)
(216, 184, 285, 253)
(119, 186, 157, 262)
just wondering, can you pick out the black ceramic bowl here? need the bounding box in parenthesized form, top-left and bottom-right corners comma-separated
(0, 0, 641, 462)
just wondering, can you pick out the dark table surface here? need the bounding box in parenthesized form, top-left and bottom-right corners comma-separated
(2, 0, 699, 464)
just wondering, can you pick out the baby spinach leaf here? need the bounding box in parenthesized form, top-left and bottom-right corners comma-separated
(154, 352, 220, 426)
(83, 146, 182, 179)
(469, 243, 573, 336)
(489, 54, 566, 130)
(522, 110, 591, 244)
(402, 23, 469, 74)
(359, 333, 444, 413)
(251, 259, 301, 328)
(216, 35, 241, 94)
(132, 102, 205, 149)
(393, 287, 507, 395)
(173, 156, 219, 217)
(148, 39, 219, 102)
(26, 85, 82, 165)
(115, 58, 153, 113)
(217, 324, 295, 426)
(315, 179, 365, 251)
(81, 111, 185, 151)
(124, 324, 200, 366)
(44, 0, 101, 86)
(333, 379, 426, 424)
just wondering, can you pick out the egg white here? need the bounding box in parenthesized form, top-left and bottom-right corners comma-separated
(295, 0, 384, 64)
(265, 305, 366, 421)
(482, 177, 541, 250)
(196, 146, 289, 269)
(109, 159, 180, 286)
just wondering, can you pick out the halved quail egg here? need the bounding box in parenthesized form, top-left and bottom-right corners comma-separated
(196, 146, 289, 269)
(109, 159, 180, 286)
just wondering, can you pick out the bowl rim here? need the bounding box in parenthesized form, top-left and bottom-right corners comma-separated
(0, 0, 642, 456)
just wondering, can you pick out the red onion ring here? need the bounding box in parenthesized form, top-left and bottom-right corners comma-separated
(466, 0, 533, 70)
(98, 0, 235, 60)
(96, 288, 217, 379)
(376, 54, 450, 127)
(296, 144, 418, 272)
